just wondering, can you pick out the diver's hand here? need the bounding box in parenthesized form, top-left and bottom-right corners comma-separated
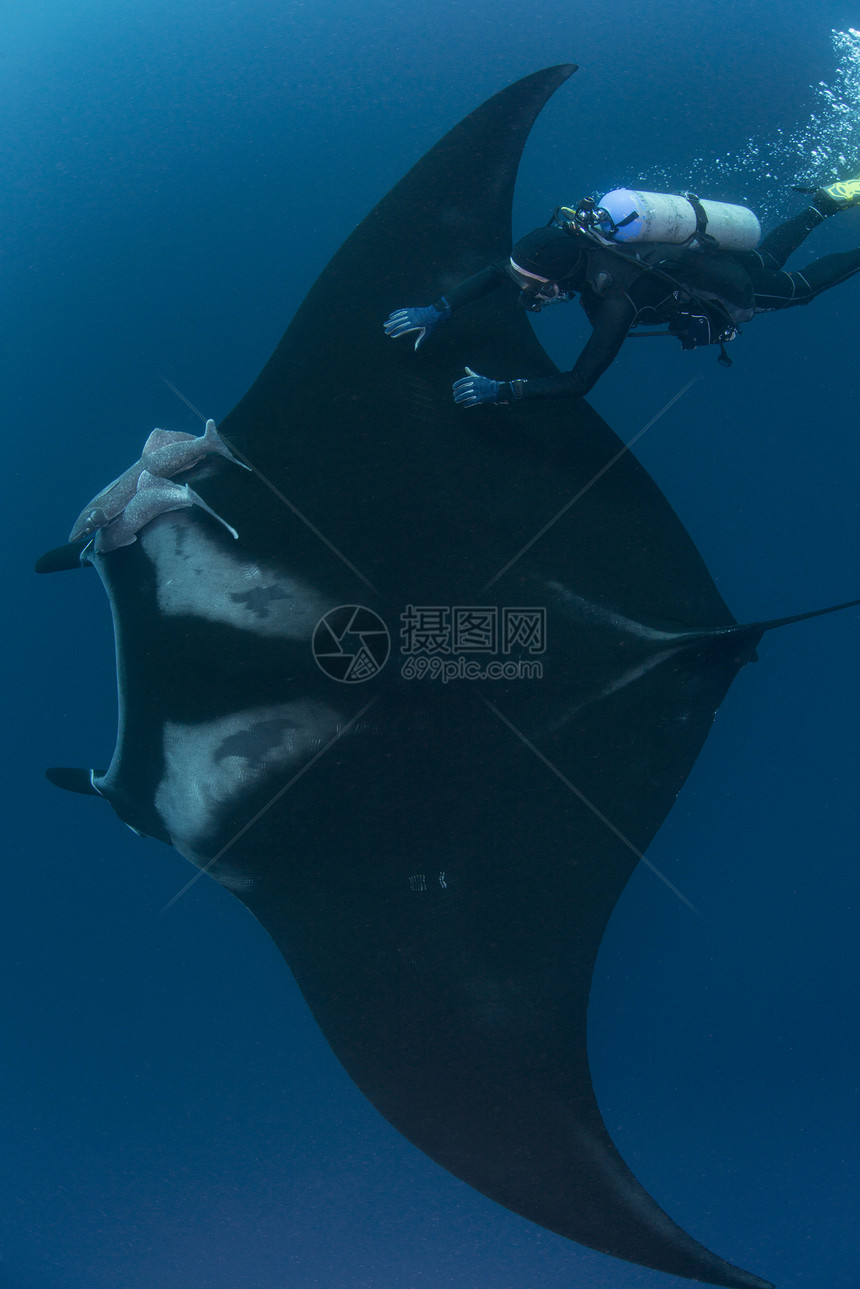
(384, 300, 451, 351)
(452, 367, 507, 407)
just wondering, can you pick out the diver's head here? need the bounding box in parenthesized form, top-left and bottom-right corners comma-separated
(508, 226, 586, 312)
(508, 260, 565, 311)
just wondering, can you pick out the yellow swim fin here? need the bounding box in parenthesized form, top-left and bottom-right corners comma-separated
(818, 175, 860, 209)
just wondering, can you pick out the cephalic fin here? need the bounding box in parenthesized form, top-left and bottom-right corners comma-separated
(34, 542, 92, 574)
(45, 767, 105, 797)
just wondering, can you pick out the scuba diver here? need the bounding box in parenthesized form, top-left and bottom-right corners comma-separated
(384, 178, 860, 406)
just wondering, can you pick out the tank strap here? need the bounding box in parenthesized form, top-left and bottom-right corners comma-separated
(683, 193, 719, 249)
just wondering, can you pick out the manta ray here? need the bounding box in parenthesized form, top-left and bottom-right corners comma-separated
(36, 65, 856, 1288)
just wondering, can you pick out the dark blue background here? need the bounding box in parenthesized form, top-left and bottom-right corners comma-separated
(3, 2, 858, 1286)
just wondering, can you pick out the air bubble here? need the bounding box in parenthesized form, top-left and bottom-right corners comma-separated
(639, 29, 860, 225)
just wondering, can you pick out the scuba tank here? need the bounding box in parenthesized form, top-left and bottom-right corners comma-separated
(595, 189, 761, 251)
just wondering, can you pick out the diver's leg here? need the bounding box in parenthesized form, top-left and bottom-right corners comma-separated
(747, 206, 829, 270)
(743, 181, 860, 271)
(791, 248, 860, 300)
(750, 247, 860, 311)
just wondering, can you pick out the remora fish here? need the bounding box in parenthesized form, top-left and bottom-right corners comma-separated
(70, 419, 247, 542)
(141, 428, 196, 453)
(92, 469, 239, 553)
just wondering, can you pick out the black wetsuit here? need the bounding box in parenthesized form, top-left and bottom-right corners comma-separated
(437, 204, 860, 400)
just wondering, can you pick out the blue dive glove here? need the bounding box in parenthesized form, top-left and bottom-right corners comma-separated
(384, 299, 451, 351)
(452, 367, 506, 407)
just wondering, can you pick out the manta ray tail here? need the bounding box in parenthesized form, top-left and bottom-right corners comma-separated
(693, 595, 860, 645)
(748, 595, 860, 633)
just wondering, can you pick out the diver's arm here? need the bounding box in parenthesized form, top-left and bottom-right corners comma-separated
(433, 263, 510, 312)
(510, 294, 635, 400)
(452, 295, 636, 409)
(385, 263, 509, 350)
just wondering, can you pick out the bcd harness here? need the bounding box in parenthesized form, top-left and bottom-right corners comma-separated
(552, 200, 744, 367)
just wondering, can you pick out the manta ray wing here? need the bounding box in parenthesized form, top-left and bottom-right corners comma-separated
(41, 66, 777, 1289)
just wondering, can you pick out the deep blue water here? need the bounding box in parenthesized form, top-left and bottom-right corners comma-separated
(3, 3, 859, 1287)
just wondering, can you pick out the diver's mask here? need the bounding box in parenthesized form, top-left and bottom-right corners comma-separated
(508, 258, 573, 312)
